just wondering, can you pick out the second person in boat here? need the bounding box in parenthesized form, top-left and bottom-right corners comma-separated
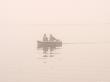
(49, 34, 58, 42)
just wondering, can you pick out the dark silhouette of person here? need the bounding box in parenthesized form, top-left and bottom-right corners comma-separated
(49, 34, 57, 42)
(43, 34, 48, 42)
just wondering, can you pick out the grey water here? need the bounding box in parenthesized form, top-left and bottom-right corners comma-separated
(1, 24, 110, 82)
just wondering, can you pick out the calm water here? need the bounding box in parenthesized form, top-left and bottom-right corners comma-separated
(1, 24, 110, 82)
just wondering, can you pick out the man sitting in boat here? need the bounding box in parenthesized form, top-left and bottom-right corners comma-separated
(43, 34, 48, 42)
(49, 34, 58, 42)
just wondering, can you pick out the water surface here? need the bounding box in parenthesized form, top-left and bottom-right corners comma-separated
(2, 24, 110, 82)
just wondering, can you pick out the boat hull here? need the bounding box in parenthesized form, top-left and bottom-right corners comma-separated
(37, 41, 62, 48)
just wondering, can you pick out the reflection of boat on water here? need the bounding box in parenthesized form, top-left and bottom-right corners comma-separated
(37, 41, 62, 48)
(37, 41, 62, 55)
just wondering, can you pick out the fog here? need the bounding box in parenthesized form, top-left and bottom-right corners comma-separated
(0, 0, 110, 82)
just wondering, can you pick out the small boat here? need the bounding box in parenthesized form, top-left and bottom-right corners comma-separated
(37, 34, 62, 48)
(37, 40, 62, 48)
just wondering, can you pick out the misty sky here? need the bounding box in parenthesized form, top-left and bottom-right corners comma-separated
(2, 0, 109, 24)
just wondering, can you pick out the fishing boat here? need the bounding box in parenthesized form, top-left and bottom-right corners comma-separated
(37, 34, 62, 48)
